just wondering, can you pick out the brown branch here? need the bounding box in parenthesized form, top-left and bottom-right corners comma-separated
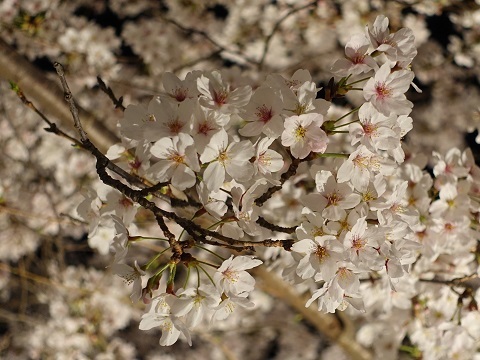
(97, 76, 126, 111)
(0, 38, 118, 153)
(419, 273, 480, 289)
(54, 62, 88, 142)
(255, 154, 301, 207)
(253, 266, 372, 360)
(159, 14, 261, 68)
(259, 1, 319, 69)
(55, 63, 294, 255)
(192, 235, 248, 252)
(256, 216, 296, 234)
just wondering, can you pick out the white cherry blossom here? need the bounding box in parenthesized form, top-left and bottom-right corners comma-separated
(148, 133, 200, 190)
(363, 63, 414, 116)
(239, 86, 284, 138)
(331, 34, 378, 76)
(213, 255, 262, 296)
(281, 113, 329, 159)
(200, 129, 254, 191)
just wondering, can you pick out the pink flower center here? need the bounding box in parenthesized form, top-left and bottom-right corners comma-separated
(173, 88, 188, 102)
(362, 122, 377, 137)
(167, 119, 183, 134)
(213, 89, 228, 105)
(375, 82, 391, 99)
(119, 197, 133, 209)
(222, 269, 238, 283)
(351, 235, 366, 251)
(353, 153, 370, 169)
(129, 157, 142, 170)
(444, 223, 454, 232)
(198, 121, 215, 136)
(315, 245, 329, 261)
(351, 54, 365, 64)
(255, 105, 273, 123)
(326, 192, 341, 206)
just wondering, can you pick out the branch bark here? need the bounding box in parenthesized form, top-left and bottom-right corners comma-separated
(254, 266, 372, 360)
(0, 38, 118, 152)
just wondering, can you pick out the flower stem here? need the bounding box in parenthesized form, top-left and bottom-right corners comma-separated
(334, 119, 359, 129)
(334, 106, 360, 123)
(196, 260, 218, 268)
(145, 247, 171, 270)
(315, 152, 349, 159)
(346, 76, 371, 86)
(183, 266, 191, 289)
(198, 264, 216, 287)
(196, 245, 226, 261)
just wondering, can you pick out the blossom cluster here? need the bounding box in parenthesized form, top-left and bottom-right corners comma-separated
(72, 15, 460, 351)
(3, 2, 480, 358)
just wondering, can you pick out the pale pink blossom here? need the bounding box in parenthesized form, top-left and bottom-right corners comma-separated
(239, 86, 284, 138)
(148, 134, 200, 190)
(281, 113, 329, 159)
(112, 260, 145, 302)
(197, 71, 252, 114)
(331, 34, 378, 76)
(363, 63, 414, 116)
(253, 137, 284, 176)
(214, 255, 262, 296)
(200, 130, 254, 191)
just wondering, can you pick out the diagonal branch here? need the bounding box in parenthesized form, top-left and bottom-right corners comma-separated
(259, 1, 319, 69)
(0, 38, 118, 153)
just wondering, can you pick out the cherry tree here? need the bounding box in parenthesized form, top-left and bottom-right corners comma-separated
(3, 2, 480, 359)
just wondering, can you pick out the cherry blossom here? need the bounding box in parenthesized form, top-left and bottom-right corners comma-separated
(111, 261, 146, 302)
(331, 34, 378, 76)
(197, 71, 252, 114)
(253, 137, 284, 177)
(349, 102, 399, 153)
(239, 86, 284, 138)
(213, 255, 262, 296)
(291, 232, 344, 281)
(363, 63, 414, 116)
(281, 113, 329, 159)
(148, 133, 200, 190)
(139, 295, 192, 346)
(302, 170, 361, 221)
(200, 129, 254, 191)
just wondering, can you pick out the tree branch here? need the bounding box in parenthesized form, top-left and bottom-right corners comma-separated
(259, 1, 319, 69)
(253, 266, 372, 360)
(0, 38, 118, 153)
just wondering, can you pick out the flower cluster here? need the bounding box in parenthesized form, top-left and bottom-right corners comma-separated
(4, 2, 480, 358)
(72, 15, 452, 349)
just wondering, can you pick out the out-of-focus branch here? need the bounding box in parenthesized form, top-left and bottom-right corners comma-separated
(259, 1, 319, 69)
(0, 38, 118, 152)
(254, 266, 372, 360)
(97, 76, 126, 111)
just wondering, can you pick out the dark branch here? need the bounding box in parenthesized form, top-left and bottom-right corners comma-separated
(97, 76, 126, 111)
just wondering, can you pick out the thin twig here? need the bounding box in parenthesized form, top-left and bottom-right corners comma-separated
(159, 14, 260, 68)
(97, 76, 126, 111)
(259, 1, 319, 69)
(256, 216, 296, 234)
(53, 62, 88, 142)
(10, 81, 83, 147)
(419, 273, 480, 289)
